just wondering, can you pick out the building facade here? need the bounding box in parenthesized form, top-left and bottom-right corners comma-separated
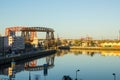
(12, 36, 25, 50)
(0, 36, 8, 49)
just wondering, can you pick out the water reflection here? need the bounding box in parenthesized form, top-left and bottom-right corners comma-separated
(25, 55, 55, 71)
(55, 50, 120, 80)
(56, 49, 120, 57)
(0, 54, 55, 80)
(0, 50, 120, 80)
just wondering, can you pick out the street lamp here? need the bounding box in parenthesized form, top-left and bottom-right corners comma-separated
(75, 69, 80, 80)
(112, 73, 116, 80)
(29, 71, 31, 80)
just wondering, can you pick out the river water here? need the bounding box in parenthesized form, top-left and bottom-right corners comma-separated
(0, 50, 120, 80)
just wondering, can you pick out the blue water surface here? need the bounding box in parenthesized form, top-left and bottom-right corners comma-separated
(0, 50, 120, 80)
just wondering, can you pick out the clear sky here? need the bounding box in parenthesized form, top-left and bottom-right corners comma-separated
(0, 0, 120, 39)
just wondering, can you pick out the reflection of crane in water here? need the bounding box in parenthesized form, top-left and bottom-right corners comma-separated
(24, 55, 55, 71)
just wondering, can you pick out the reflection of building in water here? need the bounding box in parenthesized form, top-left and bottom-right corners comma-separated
(57, 50, 120, 57)
(46, 55, 54, 65)
(101, 51, 120, 56)
(56, 50, 69, 56)
(0, 54, 55, 75)
(69, 50, 99, 56)
(55, 50, 97, 57)
(0, 63, 25, 75)
(0, 68, 8, 75)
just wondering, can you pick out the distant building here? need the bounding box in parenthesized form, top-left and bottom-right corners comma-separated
(31, 37, 38, 48)
(8, 36, 13, 47)
(100, 41, 120, 47)
(11, 36, 25, 50)
(0, 36, 9, 49)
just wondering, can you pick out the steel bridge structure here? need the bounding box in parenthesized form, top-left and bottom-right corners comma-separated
(5, 26, 55, 48)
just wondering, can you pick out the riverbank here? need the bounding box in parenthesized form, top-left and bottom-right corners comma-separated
(70, 46, 120, 50)
(0, 49, 56, 65)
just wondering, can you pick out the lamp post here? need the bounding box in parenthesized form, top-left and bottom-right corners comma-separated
(29, 71, 31, 80)
(75, 69, 80, 80)
(112, 73, 116, 80)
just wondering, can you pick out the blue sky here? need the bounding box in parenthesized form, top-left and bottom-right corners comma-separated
(0, 0, 120, 39)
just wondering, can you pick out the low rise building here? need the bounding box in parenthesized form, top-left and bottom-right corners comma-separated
(12, 36, 25, 50)
(0, 36, 9, 55)
(0, 36, 9, 49)
(100, 41, 120, 48)
(8, 36, 13, 47)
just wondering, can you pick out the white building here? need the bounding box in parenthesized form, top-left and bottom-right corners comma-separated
(100, 41, 120, 47)
(8, 36, 13, 47)
(31, 37, 38, 48)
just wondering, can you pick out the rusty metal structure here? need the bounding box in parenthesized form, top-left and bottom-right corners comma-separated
(5, 26, 55, 47)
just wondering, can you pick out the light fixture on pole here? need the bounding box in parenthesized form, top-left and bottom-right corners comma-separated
(112, 73, 116, 80)
(29, 71, 31, 80)
(75, 69, 80, 80)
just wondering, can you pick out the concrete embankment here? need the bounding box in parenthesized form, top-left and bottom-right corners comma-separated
(0, 49, 56, 65)
(70, 46, 120, 51)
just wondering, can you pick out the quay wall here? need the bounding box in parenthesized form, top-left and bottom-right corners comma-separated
(0, 49, 56, 65)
